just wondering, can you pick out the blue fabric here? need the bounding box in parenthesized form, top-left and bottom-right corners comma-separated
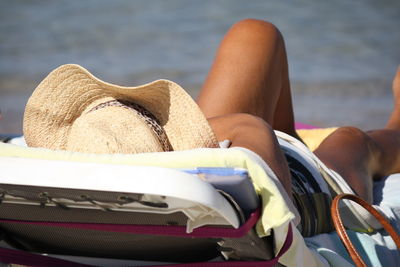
(305, 173, 400, 266)
(181, 167, 258, 217)
(182, 167, 248, 176)
(306, 229, 400, 267)
(374, 174, 400, 234)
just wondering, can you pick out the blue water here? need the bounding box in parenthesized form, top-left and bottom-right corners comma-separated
(0, 0, 399, 132)
(1, 0, 399, 84)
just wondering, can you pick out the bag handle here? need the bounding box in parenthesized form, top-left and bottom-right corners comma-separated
(331, 193, 400, 267)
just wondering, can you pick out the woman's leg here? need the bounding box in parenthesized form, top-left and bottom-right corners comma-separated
(197, 19, 298, 138)
(315, 68, 400, 203)
(199, 18, 400, 204)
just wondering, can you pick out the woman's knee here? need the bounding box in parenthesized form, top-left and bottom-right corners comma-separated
(231, 19, 279, 34)
(316, 126, 370, 156)
(318, 126, 379, 158)
(331, 126, 369, 142)
(228, 18, 283, 44)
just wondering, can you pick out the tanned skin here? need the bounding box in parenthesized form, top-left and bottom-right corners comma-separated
(197, 19, 400, 203)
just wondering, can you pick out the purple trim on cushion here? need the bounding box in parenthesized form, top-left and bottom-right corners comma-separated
(0, 223, 293, 267)
(276, 223, 293, 257)
(149, 224, 293, 266)
(295, 122, 318, 130)
(0, 209, 260, 238)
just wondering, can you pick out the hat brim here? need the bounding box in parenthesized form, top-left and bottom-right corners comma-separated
(24, 64, 219, 151)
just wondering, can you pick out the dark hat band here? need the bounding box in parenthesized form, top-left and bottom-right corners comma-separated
(89, 99, 172, 151)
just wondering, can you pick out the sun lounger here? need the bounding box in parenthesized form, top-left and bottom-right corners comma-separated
(0, 157, 277, 266)
(0, 133, 399, 266)
(0, 138, 296, 266)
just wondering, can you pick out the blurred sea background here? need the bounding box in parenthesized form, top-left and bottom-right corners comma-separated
(1, 0, 399, 134)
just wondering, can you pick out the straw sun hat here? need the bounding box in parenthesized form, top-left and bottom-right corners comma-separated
(23, 64, 219, 154)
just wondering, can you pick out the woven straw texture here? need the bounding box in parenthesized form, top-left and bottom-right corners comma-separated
(24, 64, 219, 153)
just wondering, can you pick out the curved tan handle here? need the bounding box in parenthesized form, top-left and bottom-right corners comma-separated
(331, 193, 400, 267)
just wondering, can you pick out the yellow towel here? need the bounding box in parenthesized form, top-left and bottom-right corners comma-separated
(297, 127, 337, 151)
